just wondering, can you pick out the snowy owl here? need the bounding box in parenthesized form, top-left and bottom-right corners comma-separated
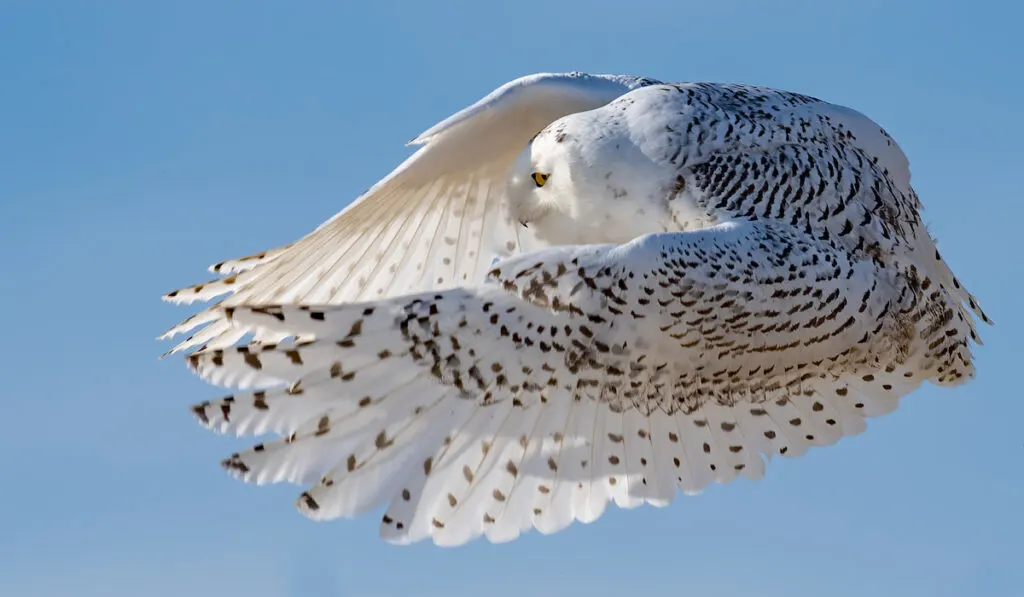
(161, 72, 990, 546)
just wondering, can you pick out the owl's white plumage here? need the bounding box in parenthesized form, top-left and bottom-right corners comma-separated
(163, 72, 990, 546)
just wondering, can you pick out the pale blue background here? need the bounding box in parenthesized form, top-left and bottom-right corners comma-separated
(2, 2, 1022, 596)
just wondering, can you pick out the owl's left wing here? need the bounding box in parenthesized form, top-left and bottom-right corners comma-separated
(159, 73, 656, 356)
(182, 220, 979, 546)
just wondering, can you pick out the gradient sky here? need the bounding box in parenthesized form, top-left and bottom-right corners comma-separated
(2, 2, 1022, 596)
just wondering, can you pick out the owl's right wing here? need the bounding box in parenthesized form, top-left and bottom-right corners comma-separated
(160, 72, 655, 355)
(182, 219, 981, 546)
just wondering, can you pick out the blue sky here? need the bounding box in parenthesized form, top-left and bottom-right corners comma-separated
(2, 1, 1022, 596)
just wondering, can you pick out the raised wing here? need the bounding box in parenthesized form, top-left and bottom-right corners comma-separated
(160, 72, 658, 355)
(183, 219, 980, 546)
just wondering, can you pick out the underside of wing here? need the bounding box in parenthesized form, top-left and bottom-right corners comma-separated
(160, 73, 658, 355)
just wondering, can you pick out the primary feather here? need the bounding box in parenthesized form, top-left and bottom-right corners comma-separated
(163, 74, 990, 547)
(160, 72, 660, 355)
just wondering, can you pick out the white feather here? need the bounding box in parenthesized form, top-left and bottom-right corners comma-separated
(164, 75, 990, 548)
(161, 73, 655, 354)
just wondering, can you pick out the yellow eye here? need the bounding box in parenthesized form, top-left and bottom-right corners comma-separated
(531, 172, 549, 187)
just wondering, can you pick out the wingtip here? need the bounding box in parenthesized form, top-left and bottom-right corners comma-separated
(156, 326, 180, 342)
(221, 452, 250, 479)
(161, 288, 201, 305)
(191, 401, 213, 426)
(296, 491, 323, 519)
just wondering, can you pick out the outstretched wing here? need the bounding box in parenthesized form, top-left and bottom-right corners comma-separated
(160, 73, 656, 355)
(184, 220, 981, 546)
